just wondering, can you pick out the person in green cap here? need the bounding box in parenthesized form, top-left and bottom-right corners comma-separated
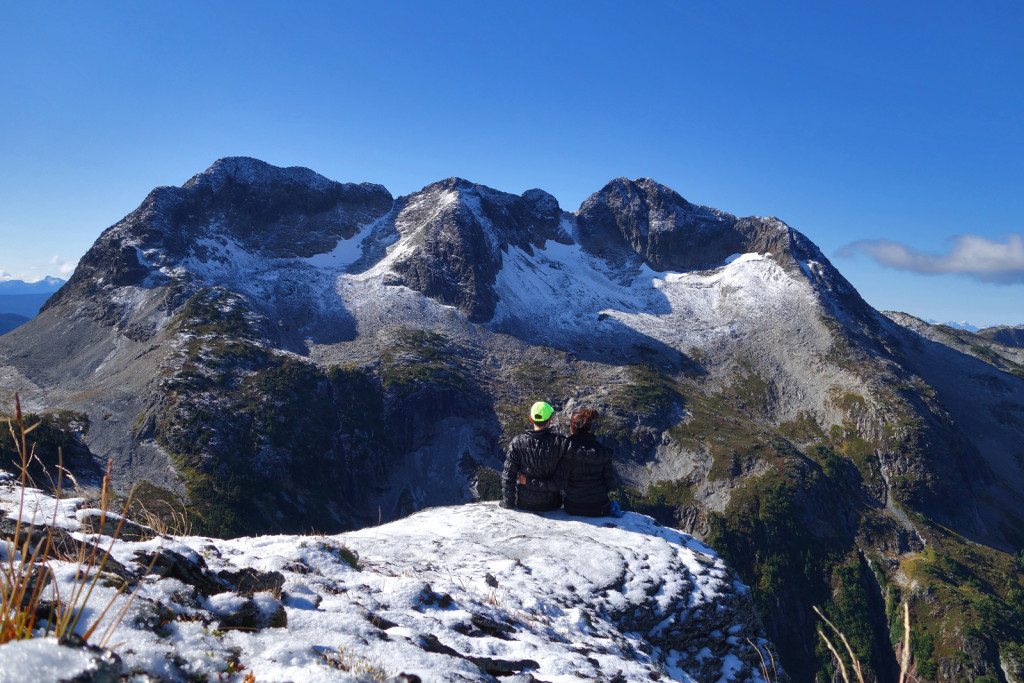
(499, 401, 565, 512)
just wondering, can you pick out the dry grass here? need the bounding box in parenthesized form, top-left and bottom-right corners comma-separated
(747, 637, 779, 682)
(814, 602, 916, 683)
(318, 646, 390, 681)
(134, 500, 192, 537)
(1, 392, 150, 647)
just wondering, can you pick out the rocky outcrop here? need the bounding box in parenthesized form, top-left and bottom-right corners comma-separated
(0, 476, 786, 683)
(385, 178, 569, 322)
(576, 177, 741, 273)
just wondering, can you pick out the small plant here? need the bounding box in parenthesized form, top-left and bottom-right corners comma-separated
(318, 646, 390, 681)
(300, 538, 359, 570)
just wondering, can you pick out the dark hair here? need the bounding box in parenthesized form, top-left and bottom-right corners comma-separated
(570, 408, 598, 435)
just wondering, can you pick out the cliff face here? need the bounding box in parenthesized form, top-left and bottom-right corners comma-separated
(2, 157, 1024, 681)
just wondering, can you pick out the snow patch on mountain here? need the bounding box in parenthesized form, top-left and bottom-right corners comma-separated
(491, 236, 818, 353)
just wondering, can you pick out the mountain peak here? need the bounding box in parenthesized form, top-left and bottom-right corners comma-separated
(184, 156, 343, 193)
(420, 176, 479, 194)
(599, 176, 691, 208)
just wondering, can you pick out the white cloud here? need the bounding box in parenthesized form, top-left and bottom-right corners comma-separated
(0, 270, 12, 281)
(49, 254, 78, 277)
(837, 233, 1024, 284)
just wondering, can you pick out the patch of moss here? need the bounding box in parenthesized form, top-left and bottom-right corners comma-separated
(616, 478, 698, 526)
(721, 366, 775, 419)
(122, 479, 190, 533)
(180, 288, 254, 338)
(614, 363, 680, 417)
(668, 389, 795, 483)
(379, 328, 473, 398)
(779, 411, 826, 443)
(892, 525, 1024, 672)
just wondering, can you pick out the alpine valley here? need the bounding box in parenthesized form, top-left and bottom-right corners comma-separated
(3, 158, 1024, 682)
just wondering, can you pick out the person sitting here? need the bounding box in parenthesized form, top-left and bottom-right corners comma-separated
(499, 401, 565, 512)
(562, 408, 618, 517)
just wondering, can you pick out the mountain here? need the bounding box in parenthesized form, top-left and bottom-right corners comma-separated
(2, 157, 1023, 681)
(0, 276, 65, 294)
(891, 315, 1024, 371)
(0, 313, 30, 336)
(926, 319, 980, 332)
(0, 475, 784, 682)
(978, 324, 1024, 349)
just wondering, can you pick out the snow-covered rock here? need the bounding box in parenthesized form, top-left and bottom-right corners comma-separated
(1, 475, 781, 682)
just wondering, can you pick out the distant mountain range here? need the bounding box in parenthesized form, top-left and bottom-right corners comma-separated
(0, 277, 65, 328)
(2, 157, 1023, 681)
(0, 276, 65, 294)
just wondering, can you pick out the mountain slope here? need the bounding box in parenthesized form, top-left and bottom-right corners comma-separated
(2, 157, 1023, 681)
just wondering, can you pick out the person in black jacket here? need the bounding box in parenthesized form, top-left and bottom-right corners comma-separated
(562, 408, 617, 517)
(500, 401, 565, 512)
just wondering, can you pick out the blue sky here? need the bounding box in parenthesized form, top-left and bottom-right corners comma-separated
(2, 1, 1022, 327)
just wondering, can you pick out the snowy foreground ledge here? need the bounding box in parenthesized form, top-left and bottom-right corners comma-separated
(1, 477, 782, 682)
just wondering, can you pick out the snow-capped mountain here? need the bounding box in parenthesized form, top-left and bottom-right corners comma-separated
(0, 472, 783, 682)
(2, 157, 1023, 681)
(926, 319, 979, 332)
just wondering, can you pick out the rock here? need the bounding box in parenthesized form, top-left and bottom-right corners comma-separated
(77, 510, 158, 542)
(134, 548, 225, 596)
(217, 567, 285, 596)
(208, 591, 287, 631)
(0, 636, 122, 683)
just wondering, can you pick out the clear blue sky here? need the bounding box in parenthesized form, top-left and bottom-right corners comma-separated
(2, 1, 1023, 327)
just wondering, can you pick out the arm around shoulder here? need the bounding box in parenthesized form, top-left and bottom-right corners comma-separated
(501, 441, 520, 508)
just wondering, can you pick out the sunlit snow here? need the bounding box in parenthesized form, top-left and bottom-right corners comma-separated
(1, 475, 774, 682)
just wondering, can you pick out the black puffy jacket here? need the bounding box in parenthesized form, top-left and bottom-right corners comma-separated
(502, 427, 565, 511)
(562, 431, 616, 516)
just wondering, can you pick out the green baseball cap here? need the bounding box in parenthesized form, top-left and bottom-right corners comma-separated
(530, 401, 554, 422)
